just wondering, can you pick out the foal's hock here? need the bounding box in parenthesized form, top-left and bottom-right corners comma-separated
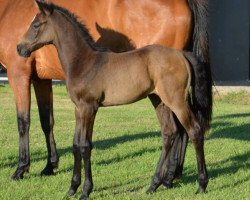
(17, 1, 212, 199)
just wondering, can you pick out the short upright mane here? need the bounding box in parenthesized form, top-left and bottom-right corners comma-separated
(49, 3, 105, 51)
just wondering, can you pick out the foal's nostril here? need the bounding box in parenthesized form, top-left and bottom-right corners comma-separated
(17, 44, 22, 54)
(17, 44, 31, 57)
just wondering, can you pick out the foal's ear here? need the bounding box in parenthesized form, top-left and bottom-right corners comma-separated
(35, 0, 54, 16)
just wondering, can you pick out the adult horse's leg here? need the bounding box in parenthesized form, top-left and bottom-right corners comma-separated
(161, 124, 188, 187)
(33, 79, 59, 176)
(147, 94, 183, 192)
(68, 104, 97, 200)
(8, 66, 31, 180)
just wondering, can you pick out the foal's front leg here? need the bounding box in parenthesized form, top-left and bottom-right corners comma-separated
(68, 103, 97, 200)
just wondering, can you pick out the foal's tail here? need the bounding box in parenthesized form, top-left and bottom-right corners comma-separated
(184, 52, 212, 132)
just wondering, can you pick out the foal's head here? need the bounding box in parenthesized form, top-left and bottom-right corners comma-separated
(17, 1, 55, 57)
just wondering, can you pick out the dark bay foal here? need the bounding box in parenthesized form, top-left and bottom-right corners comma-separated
(17, 1, 212, 199)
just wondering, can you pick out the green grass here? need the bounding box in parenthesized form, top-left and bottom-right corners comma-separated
(0, 84, 249, 200)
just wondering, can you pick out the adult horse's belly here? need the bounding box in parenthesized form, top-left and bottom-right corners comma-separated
(35, 46, 65, 80)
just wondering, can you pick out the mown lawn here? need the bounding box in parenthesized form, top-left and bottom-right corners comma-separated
(0, 84, 249, 200)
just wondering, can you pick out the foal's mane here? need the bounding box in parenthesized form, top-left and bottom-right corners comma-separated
(49, 3, 106, 51)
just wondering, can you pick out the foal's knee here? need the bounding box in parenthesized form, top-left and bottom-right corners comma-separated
(77, 142, 93, 159)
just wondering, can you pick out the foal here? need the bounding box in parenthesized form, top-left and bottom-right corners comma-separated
(17, 1, 212, 199)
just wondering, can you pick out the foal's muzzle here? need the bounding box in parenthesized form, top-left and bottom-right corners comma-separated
(17, 44, 31, 57)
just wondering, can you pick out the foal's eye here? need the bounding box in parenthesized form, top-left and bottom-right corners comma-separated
(33, 22, 40, 29)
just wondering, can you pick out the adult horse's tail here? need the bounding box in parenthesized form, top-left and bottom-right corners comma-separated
(158, 0, 211, 185)
(187, 0, 212, 130)
(184, 52, 213, 132)
(187, 0, 209, 64)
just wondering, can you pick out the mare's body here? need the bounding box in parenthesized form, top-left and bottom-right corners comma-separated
(0, 0, 209, 185)
(18, 2, 212, 199)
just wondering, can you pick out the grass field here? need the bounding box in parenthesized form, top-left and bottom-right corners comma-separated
(0, 84, 249, 200)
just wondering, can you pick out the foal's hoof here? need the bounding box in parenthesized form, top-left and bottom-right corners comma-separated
(195, 187, 206, 194)
(79, 194, 88, 200)
(162, 181, 173, 189)
(11, 172, 24, 181)
(146, 181, 162, 194)
(67, 188, 77, 197)
(146, 186, 157, 194)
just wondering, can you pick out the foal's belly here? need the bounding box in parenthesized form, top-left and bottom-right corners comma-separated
(101, 74, 154, 106)
(101, 88, 152, 107)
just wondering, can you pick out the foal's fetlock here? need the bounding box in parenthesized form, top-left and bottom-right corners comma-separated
(196, 179, 208, 194)
(51, 156, 60, 169)
(41, 155, 60, 176)
(83, 181, 93, 194)
(80, 189, 92, 200)
(68, 178, 81, 196)
(79, 181, 93, 200)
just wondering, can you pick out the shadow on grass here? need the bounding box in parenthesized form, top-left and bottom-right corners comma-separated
(0, 131, 160, 170)
(209, 122, 250, 141)
(213, 113, 250, 120)
(96, 147, 159, 166)
(94, 131, 160, 150)
(176, 150, 250, 188)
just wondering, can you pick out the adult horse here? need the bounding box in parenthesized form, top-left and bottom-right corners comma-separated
(0, 0, 209, 190)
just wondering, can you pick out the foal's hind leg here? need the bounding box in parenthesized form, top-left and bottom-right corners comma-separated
(169, 103, 208, 193)
(147, 94, 180, 192)
(33, 79, 59, 176)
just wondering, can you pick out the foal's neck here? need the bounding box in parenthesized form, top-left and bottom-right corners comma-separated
(52, 11, 97, 76)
